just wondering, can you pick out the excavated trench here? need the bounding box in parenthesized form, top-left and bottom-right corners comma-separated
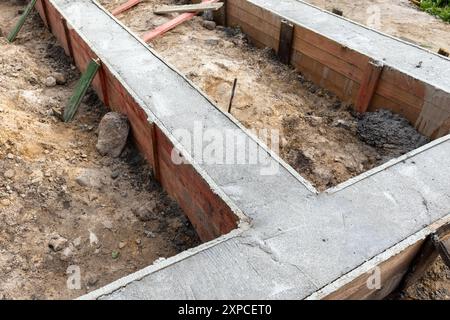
(100, 0, 430, 191)
(0, 2, 201, 299)
(1, 0, 449, 300)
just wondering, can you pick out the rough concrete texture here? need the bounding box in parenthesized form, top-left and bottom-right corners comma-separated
(358, 110, 430, 159)
(46, 0, 450, 299)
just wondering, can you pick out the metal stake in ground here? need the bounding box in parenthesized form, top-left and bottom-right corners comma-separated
(7, 0, 38, 43)
(228, 78, 238, 114)
(63, 59, 101, 122)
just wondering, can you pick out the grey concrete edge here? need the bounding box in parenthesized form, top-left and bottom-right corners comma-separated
(77, 227, 248, 300)
(306, 214, 450, 300)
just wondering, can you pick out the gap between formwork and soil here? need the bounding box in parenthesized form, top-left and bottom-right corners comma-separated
(0, 2, 200, 299)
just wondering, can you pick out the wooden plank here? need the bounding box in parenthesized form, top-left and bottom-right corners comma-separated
(112, 0, 142, 16)
(64, 59, 100, 122)
(278, 20, 294, 65)
(293, 37, 364, 82)
(143, 0, 218, 42)
(7, 0, 38, 42)
(227, 14, 279, 49)
(154, 3, 223, 15)
(150, 122, 161, 182)
(355, 59, 384, 113)
(294, 25, 369, 70)
(324, 240, 423, 300)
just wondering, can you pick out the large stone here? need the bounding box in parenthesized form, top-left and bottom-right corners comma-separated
(96, 112, 129, 157)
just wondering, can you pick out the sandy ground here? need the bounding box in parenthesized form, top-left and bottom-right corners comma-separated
(97, 0, 448, 300)
(305, 0, 450, 53)
(0, 1, 200, 299)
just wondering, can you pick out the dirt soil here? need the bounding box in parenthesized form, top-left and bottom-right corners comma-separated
(0, 1, 200, 300)
(306, 0, 450, 53)
(101, 0, 428, 192)
(98, 0, 447, 300)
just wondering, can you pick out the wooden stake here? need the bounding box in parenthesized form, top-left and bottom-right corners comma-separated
(278, 20, 294, 65)
(63, 59, 101, 122)
(7, 0, 38, 43)
(112, 0, 142, 16)
(228, 78, 237, 114)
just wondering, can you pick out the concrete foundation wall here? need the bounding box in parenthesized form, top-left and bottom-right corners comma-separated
(35, 0, 240, 242)
(220, 0, 450, 138)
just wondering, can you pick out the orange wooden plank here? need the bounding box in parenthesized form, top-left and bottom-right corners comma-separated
(142, 0, 218, 42)
(112, 0, 142, 16)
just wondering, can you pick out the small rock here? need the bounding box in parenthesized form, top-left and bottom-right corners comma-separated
(4, 169, 15, 179)
(119, 241, 126, 249)
(135, 239, 141, 245)
(48, 234, 68, 252)
(333, 119, 351, 130)
(89, 231, 99, 246)
(72, 237, 82, 249)
(53, 73, 67, 85)
(133, 204, 157, 222)
(6, 153, 14, 160)
(75, 169, 104, 188)
(1, 199, 11, 206)
(96, 112, 129, 158)
(111, 171, 120, 179)
(202, 20, 216, 30)
(102, 220, 113, 230)
(44, 76, 57, 87)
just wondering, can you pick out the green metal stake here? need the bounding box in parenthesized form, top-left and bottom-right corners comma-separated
(7, 0, 38, 43)
(63, 59, 101, 122)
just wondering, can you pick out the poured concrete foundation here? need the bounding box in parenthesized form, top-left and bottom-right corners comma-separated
(34, 0, 450, 299)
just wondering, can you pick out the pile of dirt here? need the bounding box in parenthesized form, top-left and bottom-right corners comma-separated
(0, 2, 200, 299)
(357, 109, 430, 159)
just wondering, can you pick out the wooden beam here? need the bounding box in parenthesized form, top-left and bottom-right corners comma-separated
(64, 59, 101, 122)
(278, 19, 294, 65)
(154, 3, 223, 15)
(355, 59, 384, 113)
(142, 0, 218, 42)
(397, 223, 450, 291)
(61, 17, 74, 58)
(7, 0, 38, 42)
(112, 0, 142, 16)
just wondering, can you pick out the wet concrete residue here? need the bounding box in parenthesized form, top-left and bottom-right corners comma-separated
(358, 109, 430, 160)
